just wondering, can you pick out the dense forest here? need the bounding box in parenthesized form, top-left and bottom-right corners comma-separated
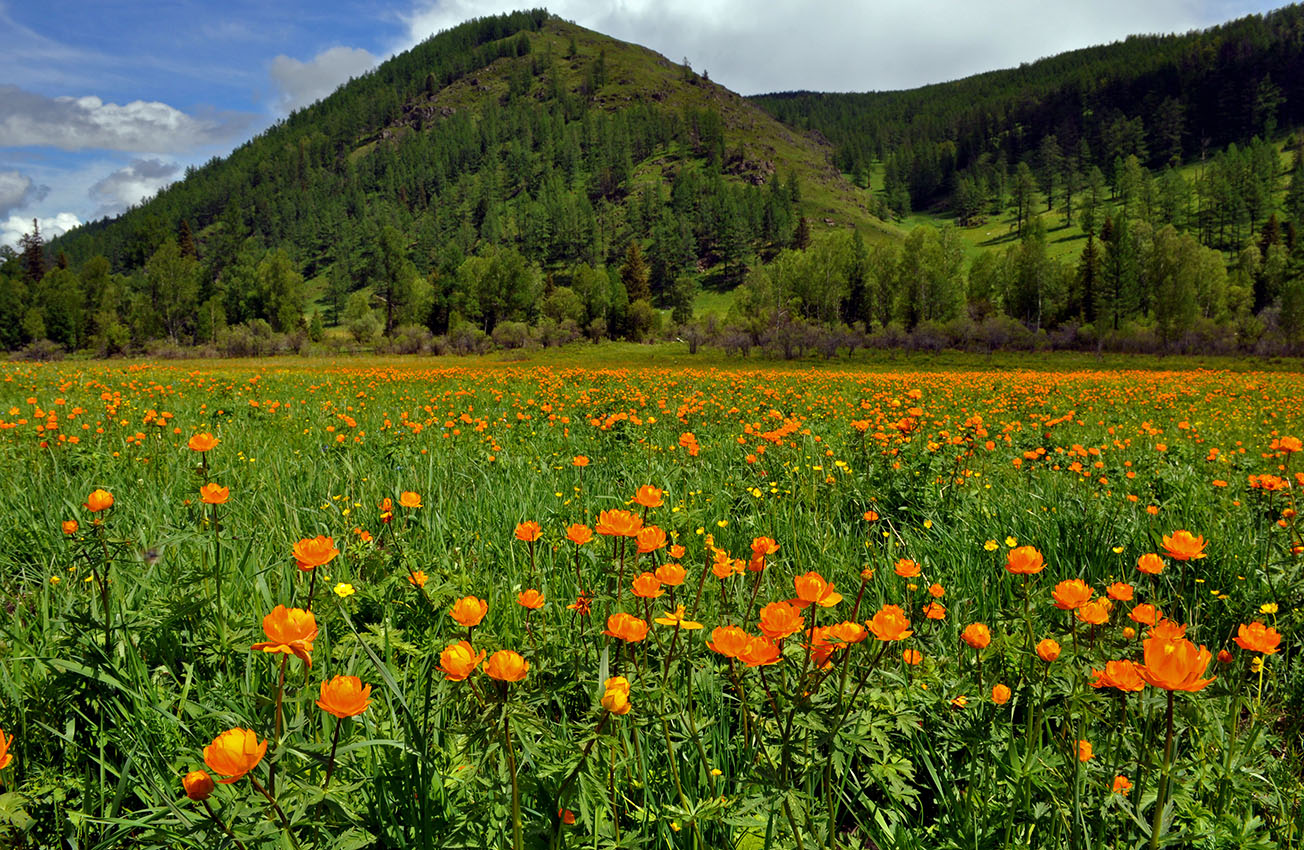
(3, 7, 1304, 358)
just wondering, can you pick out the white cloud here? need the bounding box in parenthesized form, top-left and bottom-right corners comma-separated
(0, 85, 251, 153)
(400, 1, 1269, 94)
(269, 46, 378, 113)
(1, 212, 81, 250)
(0, 169, 49, 217)
(88, 158, 180, 217)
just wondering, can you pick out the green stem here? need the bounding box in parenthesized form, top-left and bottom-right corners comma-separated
(1149, 691, 1175, 850)
(505, 712, 522, 850)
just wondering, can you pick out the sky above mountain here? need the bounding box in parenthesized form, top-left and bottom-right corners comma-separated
(0, 0, 1290, 248)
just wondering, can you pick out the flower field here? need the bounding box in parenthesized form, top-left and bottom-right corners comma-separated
(0, 358, 1301, 849)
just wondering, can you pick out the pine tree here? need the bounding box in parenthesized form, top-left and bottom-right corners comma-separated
(620, 241, 650, 302)
(178, 219, 198, 259)
(18, 219, 44, 285)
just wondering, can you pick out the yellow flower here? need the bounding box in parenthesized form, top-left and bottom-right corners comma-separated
(984, 540, 999, 551)
(1251, 656, 1264, 673)
(1260, 602, 1279, 615)
(334, 583, 355, 598)
(1004, 536, 1017, 547)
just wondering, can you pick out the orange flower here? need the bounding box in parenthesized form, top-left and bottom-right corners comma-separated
(1149, 619, 1187, 640)
(604, 612, 649, 643)
(758, 601, 805, 640)
(1129, 603, 1162, 626)
(1217, 649, 1234, 664)
(595, 509, 642, 537)
(928, 583, 945, 598)
(922, 601, 946, 620)
(738, 636, 782, 667)
(188, 433, 218, 452)
(250, 605, 317, 667)
(1161, 530, 1207, 562)
(199, 482, 229, 505)
(1077, 740, 1093, 762)
(668, 544, 686, 559)
(292, 535, 338, 571)
(792, 571, 842, 608)
(567, 593, 593, 616)
(1112, 775, 1133, 795)
(439, 640, 485, 680)
(517, 589, 545, 610)
(866, 604, 913, 641)
(1137, 635, 1215, 691)
(514, 521, 542, 542)
(635, 525, 667, 554)
(961, 623, 991, 650)
(1036, 639, 1061, 662)
(863, 510, 879, 522)
(894, 558, 921, 578)
(85, 488, 114, 512)
(203, 728, 267, 784)
(1136, 553, 1165, 575)
(485, 650, 529, 682)
(565, 523, 593, 545)
(601, 676, 632, 715)
(1052, 579, 1093, 610)
(826, 620, 867, 645)
(183, 769, 214, 801)
(573, 455, 590, 467)
(408, 570, 428, 588)
(902, 649, 923, 665)
(61, 519, 78, 535)
(655, 563, 687, 586)
(991, 684, 1012, 705)
(0, 728, 12, 770)
(1106, 582, 1134, 601)
(654, 605, 703, 629)
(559, 808, 577, 824)
(750, 537, 780, 557)
(632, 485, 664, 508)
(708, 625, 750, 658)
(449, 596, 488, 628)
(315, 675, 372, 718)
(399, 491, 422, 509)
(1234, 621, 1282, 655)
(1076, 598, 1112, 626)
(631, 572, 664, 599)
(1005, 545, 1044, 575)
(1090, 659, 1145, 692)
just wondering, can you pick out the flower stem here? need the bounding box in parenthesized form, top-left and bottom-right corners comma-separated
(201, 799, 248, 850)
(1149, 690, 1176, 850)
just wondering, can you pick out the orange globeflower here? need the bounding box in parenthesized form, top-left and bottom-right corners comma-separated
(439, 640, 485, 681)
(1106, 582, 1134, 601)
(1149, 619, 1187, 641)
(1162, 530, 1207, 562)
(199, 482, 229, 505)
(1052, 579, 1093, 610)
(668, 544, 686, 559)
(407, 570, 428, 588)
(183, 770, 215, 801)
(517, 589, 545, 610)
(188, 433, 218, 452)
(654, 605, 703, 629)
(604, 613, 649, 643)
(1076, 598, 1113, 626)
(573, 455, 590, 467)
(635, 525, 667, 554)
(203, 728, 267, 784)
(1077, 740, 1093, 762)
(1129, 604, 1162, 626)
(902, 649, 923, 665)
(1137, 635, 1215, 692)
(632, 485, 664, 508)
(928, 583, 945, 598)
(1136, 553, 1166, 575)
(751, 537, 780, 558)
(631, 572, 664, 599)
(1112, 775, 1133, 795)
(399, 491, 422, 509)
(894, 559, 921, 578)
(738, 636, 782, 667)
(514, 521, 542, 542)
(1005, 545, 1045, 575)
(826, 620, 867, 645)
(85, 488, 114, 512)
(866, 604, 913, 641)
(655, 563, 687, 586)
(1036, 639, 1061, 662)
(61, 520, 78, 535)
(708, 625, 750, 658)
(315, 675, 372, 718)
(991, 684, 1012, 705)
(250, 605, 318, 667)
(485, 650, 529, 682)
(961, 623, 991, 649)
(292, 535, 339, 571)
(565, 523, 593, 545)
(595, 509, 642, 537)
(758, 601, 805, 641)
(449, 596, 488, 628)
(1090, 659, 1145, 692)
(863, 510, 879, 522)
(1234, 621, 1282, 655)
(0, 727, 12, 770)
(922, 601, 946, 620)
(601, 676, 632, 715)
(792, 571, 842, 608)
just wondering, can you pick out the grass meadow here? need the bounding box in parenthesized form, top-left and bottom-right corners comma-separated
(0, 355, 1300, 849)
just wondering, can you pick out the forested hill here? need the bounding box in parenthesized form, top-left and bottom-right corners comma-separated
(27, 10, 880, 346)
(752, 4, 1304, 214)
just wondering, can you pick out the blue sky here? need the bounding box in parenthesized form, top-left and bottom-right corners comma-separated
(0, 0, 1291, 247)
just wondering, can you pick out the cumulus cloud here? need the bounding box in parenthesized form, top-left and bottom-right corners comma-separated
(0, 85, 251, 153)
(0, 170, 50, 217)
(1, 212, 81, 250)
(401, 0, 1265, 94)
(87, 158, 180, 217)
(269, 46, 377, 113)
